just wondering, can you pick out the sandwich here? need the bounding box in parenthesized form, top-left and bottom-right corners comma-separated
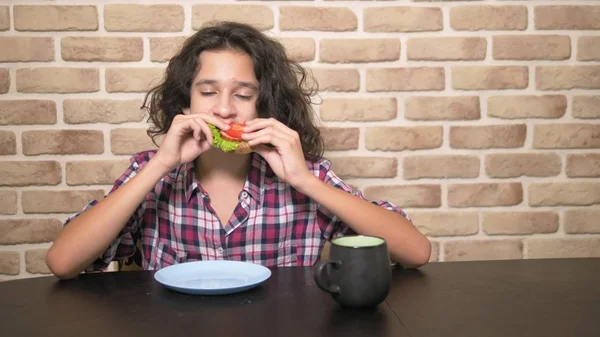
(208, 122, 253, 154)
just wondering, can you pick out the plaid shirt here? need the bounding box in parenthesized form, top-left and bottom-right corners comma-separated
(65, 150, 410, 271)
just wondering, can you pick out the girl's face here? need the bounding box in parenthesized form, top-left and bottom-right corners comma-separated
(187, 49, 259, 124)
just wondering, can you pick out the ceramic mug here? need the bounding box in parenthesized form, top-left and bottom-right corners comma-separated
(313, 235, 392, 309)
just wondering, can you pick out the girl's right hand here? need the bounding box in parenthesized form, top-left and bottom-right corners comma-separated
(153, 111, 231, 171)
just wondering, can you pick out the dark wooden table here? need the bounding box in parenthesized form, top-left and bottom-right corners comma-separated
(1, 258, 599, 337)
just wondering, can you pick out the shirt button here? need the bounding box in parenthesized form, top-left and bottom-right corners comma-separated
(241, 191, 248, 199)
(217, 247, 224, 255)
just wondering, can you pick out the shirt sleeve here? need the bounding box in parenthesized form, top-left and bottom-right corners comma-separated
(314, 159, 412, 241)
(63, 154, 148, 272)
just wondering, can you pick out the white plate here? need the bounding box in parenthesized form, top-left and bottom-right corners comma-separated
(153, 260, 272, 295)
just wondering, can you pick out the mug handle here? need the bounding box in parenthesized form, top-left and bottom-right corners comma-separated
(313, 260, 341, 294)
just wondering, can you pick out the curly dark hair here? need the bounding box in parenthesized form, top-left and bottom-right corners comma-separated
(143, 21, 323, 161)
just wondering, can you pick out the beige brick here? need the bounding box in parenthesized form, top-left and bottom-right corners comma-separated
(63, 99, 144, 124)
(450, 125, 526, 149)
(537, 66, 600, 90)
(535, 6, 600, 30)
(367, 67, 444, 92)
(320, 39, 400, 63)
(279, 38, 315, 63)
(445, 240, 523, 262)
(329, 157, 396, 179)
(565, 209, 600, 234)
(366, 126, 443, 151)
(0, 100, 57, 125)
(0, 161, 61, 186)
(105, 5, 183, 32)
(364, 185, 441, 208)
(573, 96, 600, 119)
(320, 98, 396, 122)
(0, 251, 19, 275)
(533, 124, 600, 149)
(405, 96, 480, 121)
(407, 37, 486, 61)
(493, 35, 570, 60)
(66, 160, 130, 186)
(529, 182, 600, 206)
(319, 127, 359, 151)
(22, 130, 104, 155)
(0, 219, 62, 245)
(449, 183, 523, 208)
(280, 7, 357, 32)
(23, 190, 104, 214)
(485, 153, 561, 178)
(578, 37, 600, 61)
(451, 6, 527, 31)
(0, 37, 54, 62)
(14, 5, 98, 31)
(105, 68, 164, 93)
(0, 191, 17, 215)
(150, 37, 187, 63)
(364, 7, 442, 32)
(25, 249, 50, 274)
(111, 128, 156, 155)
(452, 66, 528, 90)
(483, 212, 558, 235)
(404, 155, 479, 180)
(17, 68, 99, 93)
(310, 69, 359, 92)
(488, 95, 566, 119)
(410, 212, 478, 237)
(528, 238, 600, 259)
(0, 131, 15, 155)
(567, 154, 600, 178)
(61, 37, 142, 62)
(0, 7, 8, 31)
(0, 68, 8, 94)
(193, 5, 273, 31)
(429, 241, 440, 263)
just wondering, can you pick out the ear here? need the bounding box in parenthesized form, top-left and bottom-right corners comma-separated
(182, 108, 191, 115)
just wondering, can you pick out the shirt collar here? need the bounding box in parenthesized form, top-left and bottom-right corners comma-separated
(244, 152, 266, 203)
(182, 153, 267, 204)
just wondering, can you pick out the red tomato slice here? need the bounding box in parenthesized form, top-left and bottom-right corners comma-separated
(221, 123, 245, 141)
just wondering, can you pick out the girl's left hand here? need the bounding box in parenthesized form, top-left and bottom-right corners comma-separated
(242, 118, 313, 188)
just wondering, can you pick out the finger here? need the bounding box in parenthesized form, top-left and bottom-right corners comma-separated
(199, 140, 211, 153)
(251, 144, 274, 157)
(183, 118, 208, 143)
(181, 114, 230, 131)
(187, 118, 202, 141)
(192, 118, 213, 144)
(245, 118, 295, 137)
(243, 126, 293, 145)
(198, 114, 231, 131)
(244, 118, 276, 132)
(170, 116, 197, 137)
(246, 131, 292, 149)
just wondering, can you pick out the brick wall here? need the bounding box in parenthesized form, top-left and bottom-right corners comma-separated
(1, 1, 599, 280)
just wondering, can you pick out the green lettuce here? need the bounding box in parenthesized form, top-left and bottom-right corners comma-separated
(208, 124, 240, 152)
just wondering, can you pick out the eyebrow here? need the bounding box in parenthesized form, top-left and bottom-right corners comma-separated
(194, 79, 258, 91)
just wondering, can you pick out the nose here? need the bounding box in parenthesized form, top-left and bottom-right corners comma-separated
(212, 94, 236, 119)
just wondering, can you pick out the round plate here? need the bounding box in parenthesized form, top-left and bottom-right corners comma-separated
(153, 260, 272, 295)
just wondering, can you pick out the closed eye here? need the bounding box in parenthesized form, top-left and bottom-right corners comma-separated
(235, 95, 252, 101)
(201, 92, 216, 96)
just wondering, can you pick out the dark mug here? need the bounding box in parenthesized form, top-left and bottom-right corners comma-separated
(314, 235, 392, 309)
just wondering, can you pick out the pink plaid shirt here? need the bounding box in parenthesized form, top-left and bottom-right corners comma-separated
(65, 150, 410, 271)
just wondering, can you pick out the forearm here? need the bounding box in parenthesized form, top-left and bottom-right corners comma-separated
(297, 177, 431, 268)
(46, 158, 170, 279)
